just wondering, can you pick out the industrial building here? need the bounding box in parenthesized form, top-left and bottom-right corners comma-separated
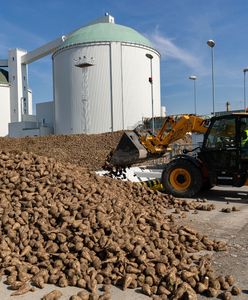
(0, 14, 163, 137)
(0, 69, 10, 136)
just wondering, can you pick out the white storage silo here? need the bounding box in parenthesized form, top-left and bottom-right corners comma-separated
(52, 16, 161, 134)
(0, 69, 10, 136)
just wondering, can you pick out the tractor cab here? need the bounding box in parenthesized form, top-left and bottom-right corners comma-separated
(199, 113, 248, 187)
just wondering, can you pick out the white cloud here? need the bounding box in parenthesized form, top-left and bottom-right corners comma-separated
(0, 17, 47, 55)
(146, 29, 206, 73)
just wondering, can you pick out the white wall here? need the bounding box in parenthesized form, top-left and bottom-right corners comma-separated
(9, 121, 53, 137)
(53, 44, 112, 134)
(0, 85, 10, 136)
(28, 89, 32, 114)
(22, 114, 37, 122)
(8, 49, 28, 122)
(53, 42, 161, 135)
(36, 101, 54, 129)
(121, 44, 161, 130)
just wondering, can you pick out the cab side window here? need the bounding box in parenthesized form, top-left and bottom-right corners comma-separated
(205, 117, 236, 150)
(240, 117, 248, 159)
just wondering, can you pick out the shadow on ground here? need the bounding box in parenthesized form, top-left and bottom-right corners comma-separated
(196, 187, 248, 204)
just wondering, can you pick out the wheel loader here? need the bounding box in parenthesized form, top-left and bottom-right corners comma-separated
(106, 113, 248, 197)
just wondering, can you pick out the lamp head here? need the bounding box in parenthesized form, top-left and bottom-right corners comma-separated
(189, 75, 197, 80)
(207, 40, 215, 48)
(146, 53, 153, 59)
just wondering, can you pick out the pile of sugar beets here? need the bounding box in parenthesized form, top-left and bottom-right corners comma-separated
(0, 151, 241, 300)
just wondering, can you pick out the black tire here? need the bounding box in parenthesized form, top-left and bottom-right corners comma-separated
(201, 180, 214, 191)
(161, 158, 203, 198)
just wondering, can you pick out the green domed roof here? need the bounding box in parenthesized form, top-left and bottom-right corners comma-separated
(0, 68, 8, 85)
(59, 23, 153, 50)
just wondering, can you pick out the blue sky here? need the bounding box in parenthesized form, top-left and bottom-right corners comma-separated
(1, 0, 248, 116)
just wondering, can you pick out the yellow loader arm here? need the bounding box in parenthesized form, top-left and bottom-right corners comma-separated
(140, 115, 208, 154)
(107, 115, 209, 167)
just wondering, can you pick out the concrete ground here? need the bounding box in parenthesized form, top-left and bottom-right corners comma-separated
(1, 186, 247, 300)
(187, 186, 248, 300)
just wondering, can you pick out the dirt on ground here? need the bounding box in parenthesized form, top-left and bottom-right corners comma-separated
(181, 187, 248, 300)
(0, 150, 227, 300)
(0, 132, 246, 300)
(0, 132, 190, 171)
(0, 132, 123, 171)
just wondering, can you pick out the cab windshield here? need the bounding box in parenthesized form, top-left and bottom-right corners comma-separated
(204, 117, 236, 150)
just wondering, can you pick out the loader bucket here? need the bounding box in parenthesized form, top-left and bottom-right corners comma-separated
(109, 131, 148, 167)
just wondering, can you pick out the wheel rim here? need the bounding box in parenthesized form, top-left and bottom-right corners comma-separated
(169, 168, 191, 191)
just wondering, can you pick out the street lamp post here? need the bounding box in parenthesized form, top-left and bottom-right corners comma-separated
(207, 39, 216, 115)
(189, 75, 197, 114)
(146, 53, 155, 134)
(243, 67, 248, 112)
